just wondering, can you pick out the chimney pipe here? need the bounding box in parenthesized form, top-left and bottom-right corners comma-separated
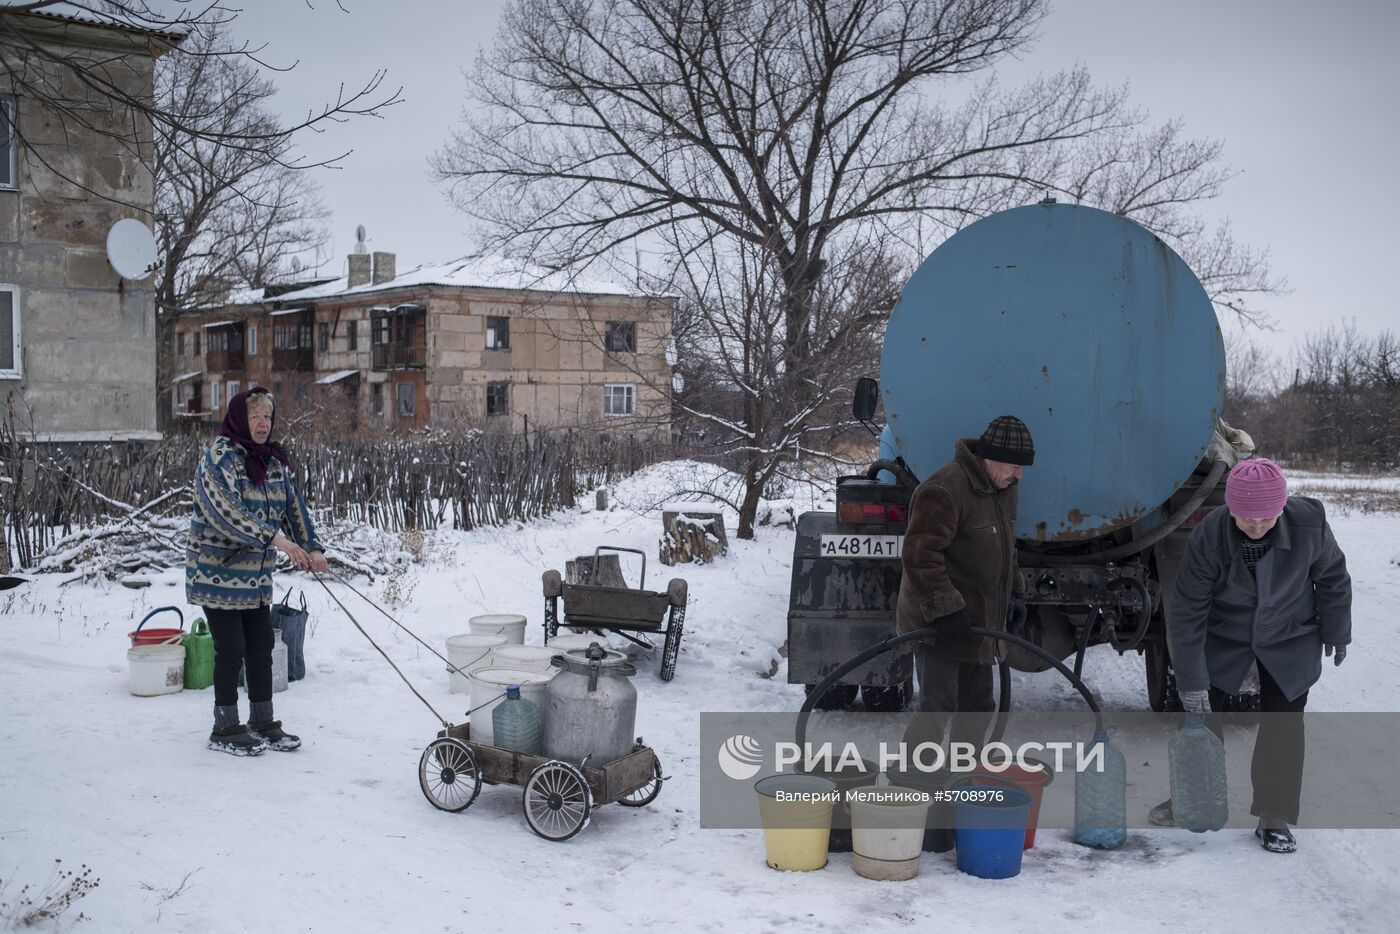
(372, 251, 396, 285)
(348, 253, 372, 288)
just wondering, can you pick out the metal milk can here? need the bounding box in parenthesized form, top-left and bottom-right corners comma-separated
(543, 643, 638, 766)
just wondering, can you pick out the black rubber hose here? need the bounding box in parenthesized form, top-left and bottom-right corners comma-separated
(796, 626, 1102, 752)
(1027, 457, 1229, 566)
(865, 458, 920, 488)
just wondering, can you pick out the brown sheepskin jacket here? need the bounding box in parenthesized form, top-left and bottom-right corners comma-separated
(896, 438, 1021, 664)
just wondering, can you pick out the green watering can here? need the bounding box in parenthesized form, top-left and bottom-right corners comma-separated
(182, 618, 215, 690)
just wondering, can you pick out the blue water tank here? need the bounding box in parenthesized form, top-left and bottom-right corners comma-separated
(880, 202, 1224, 543)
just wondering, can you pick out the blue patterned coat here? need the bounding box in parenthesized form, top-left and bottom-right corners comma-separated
(185, 437, 322, 610)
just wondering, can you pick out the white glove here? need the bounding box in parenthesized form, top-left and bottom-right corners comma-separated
(1179, 689, 1211, 714)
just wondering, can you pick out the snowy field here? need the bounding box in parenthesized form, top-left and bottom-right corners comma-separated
(2, 463, 1399, 933)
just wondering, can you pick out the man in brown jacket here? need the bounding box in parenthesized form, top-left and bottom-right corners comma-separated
(896, 416, 1034, 752)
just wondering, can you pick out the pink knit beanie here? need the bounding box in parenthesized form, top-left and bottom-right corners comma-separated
(1224, 458, 1288, 519)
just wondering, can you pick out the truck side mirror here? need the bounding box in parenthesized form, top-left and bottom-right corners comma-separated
(853, 377, 879, 421)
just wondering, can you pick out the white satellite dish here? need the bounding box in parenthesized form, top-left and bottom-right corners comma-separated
(106, 218, 157, 280)
(352, 224, 368, 255)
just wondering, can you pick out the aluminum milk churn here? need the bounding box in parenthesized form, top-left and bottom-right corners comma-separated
(543, 643, 638, 766)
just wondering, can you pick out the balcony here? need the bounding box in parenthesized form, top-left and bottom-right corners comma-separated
(372, 343, 426, 370)
(205, 348, 245, 373)
(272, 346, 314, 371)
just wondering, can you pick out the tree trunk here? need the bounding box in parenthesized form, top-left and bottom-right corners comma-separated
(736, 468, 764, 540)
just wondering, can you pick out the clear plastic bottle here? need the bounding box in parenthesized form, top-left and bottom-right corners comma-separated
(271, 630, 289, 694)
(1074, 728, 1127, 849)
(1169, 717, 1228, 832)
(492, 684, 543, 754)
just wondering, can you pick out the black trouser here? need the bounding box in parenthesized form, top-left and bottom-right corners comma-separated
(204, 606, 274, 708)
(909, 644, 996, 752)
(1207, 661, 1308, 824)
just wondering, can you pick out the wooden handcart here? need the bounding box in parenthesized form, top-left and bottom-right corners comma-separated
(418, 724, 664, 842)
(543, 546, 689, 681)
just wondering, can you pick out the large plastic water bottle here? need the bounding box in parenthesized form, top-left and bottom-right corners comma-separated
(1169, 717, 1228, 832)
(1074, 729, 1127, 849)
(493, 685, 543, 754)
(271, 630, 289, 694)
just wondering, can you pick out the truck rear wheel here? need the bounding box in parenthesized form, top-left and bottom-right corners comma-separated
(861, 680, 913, 712)
(805, 683, 858, 711)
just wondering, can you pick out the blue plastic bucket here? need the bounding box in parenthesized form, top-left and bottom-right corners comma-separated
(954, 787, 1033, 879)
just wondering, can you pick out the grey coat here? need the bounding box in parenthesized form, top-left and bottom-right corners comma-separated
(1167, 497, 1351, 702)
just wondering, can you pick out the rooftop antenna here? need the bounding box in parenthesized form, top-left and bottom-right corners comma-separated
(353, 225, 368, 255)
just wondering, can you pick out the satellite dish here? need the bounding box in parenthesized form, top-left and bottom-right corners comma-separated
(106, 218, 157, 280)
(353, 225, 368, 254)
(664, 341, 678, 367)
(672, 372, 685, 393)
(290, 257, 303, 275)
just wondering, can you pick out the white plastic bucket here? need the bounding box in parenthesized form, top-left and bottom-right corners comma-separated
(469, 614, 528, 646)
(545, 633, 606, 654)
(490, 644, 563, 672)
(469, 666, 554, 746)
(446, 633, 508, 694)
(127, 643, 186, 697)
(848, 785, 934, 881)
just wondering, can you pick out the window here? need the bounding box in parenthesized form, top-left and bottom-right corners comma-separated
(603, 383, 635, 416)
(246, 325, 257, 356)
(193, 332, 201, 355)
(319, 322, 331, 352)
(177, 331, 185, 356)
(486, 381, 509, 417)
(347, 319, 358, 351)
(486, 316, 509, 350)
(210, 380, 221, 411)
(0, 96, 15, 190)
(396, 382, 416, 419)
(605, 321, 636, 353)
(0, 284, 20, 378)
(227, 380, 241, 400)
(372, 382, 383, 417)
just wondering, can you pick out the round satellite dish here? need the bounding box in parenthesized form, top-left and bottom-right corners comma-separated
(355, 224, 366, 242)
(106, 218, 157, 280)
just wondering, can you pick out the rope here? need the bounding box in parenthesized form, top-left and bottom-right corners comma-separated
(319, 569, 456, 668)
(312, 570, 451, 728)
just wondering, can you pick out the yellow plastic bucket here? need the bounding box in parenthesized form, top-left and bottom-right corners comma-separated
(755, 774, 838, 871)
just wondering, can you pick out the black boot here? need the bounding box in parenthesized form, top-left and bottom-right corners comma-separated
(249, 719, 301, 751)
(1255, 817, 1297, 853)
(208, 724, 268, 756)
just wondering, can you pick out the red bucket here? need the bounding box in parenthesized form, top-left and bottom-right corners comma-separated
(129, 606, 186, 647)
(972, 758, 1054, 849)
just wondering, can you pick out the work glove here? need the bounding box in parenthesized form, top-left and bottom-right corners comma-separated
(934, 609, 975, 644)
(1325, 643, 1347, 667)
(1007, 598, 1028, 631)
(1179, 689, 1211, 714)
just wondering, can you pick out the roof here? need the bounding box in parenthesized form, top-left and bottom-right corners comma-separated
(1, 2, 187, 41)
(171, 371, 201, 384)
(269, 307, 309, 317)
(274, 254, 668, 304)
(315, 370, 360, 385)
(200, 319, 236, 329)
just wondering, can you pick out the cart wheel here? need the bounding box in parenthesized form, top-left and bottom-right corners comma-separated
(419, 738, 481, 813)
(523, 760, 592, 841)
(617, 756, 664, 808)
(659, 606, 685, 682)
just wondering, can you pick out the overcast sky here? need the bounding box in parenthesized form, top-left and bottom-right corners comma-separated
(231, 0, 1398, 360)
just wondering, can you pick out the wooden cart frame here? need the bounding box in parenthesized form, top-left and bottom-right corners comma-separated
(542, 546, 689, 681)
(419, 723, 664, 842)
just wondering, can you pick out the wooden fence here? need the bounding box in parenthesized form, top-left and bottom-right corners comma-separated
(0, 423, 668, 572)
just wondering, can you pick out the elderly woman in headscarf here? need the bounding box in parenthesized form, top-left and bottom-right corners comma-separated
(187, 387, 329, 756)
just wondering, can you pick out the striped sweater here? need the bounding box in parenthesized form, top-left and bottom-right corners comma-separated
(185, 437, 322, 610)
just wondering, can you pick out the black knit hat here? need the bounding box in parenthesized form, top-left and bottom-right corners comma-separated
(976, 415, 1035, 466)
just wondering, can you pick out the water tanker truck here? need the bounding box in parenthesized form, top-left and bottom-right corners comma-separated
(787, 199, 1254, 712)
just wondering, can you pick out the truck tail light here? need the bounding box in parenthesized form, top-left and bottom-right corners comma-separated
(837, 503, 907, 524)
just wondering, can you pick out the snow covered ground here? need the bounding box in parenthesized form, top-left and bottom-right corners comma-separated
(2, 463, 1398, 932)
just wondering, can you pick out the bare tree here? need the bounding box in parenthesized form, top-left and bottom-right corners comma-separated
(435, 0, 1280, 534)
(1, 1, 400, 207)
(151, 28, 332, 427)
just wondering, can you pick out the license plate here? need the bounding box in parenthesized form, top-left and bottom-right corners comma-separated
(819, 534, 904, 559)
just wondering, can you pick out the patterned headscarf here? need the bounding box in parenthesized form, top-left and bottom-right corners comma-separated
(218, 387, 291, 486)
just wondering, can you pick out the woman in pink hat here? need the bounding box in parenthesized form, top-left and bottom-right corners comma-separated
(1158, 457, 1352, 852)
